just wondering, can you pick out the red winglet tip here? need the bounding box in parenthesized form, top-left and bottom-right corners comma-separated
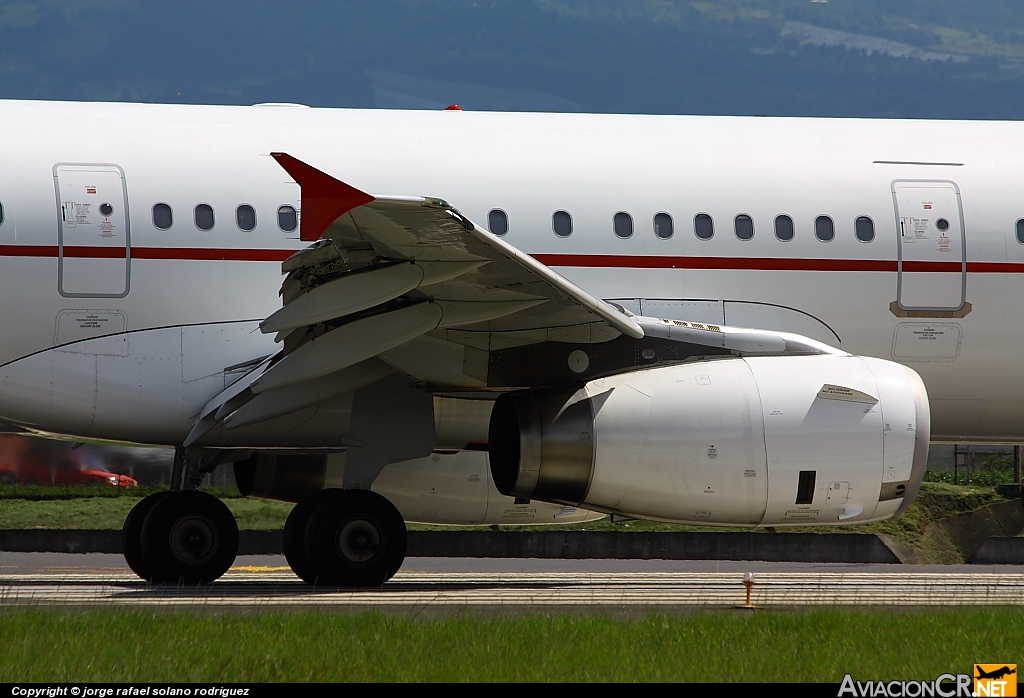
(270, 152, 375, 241)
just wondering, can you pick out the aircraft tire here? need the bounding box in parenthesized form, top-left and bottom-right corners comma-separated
(283, 489, 336, 584)
(304, 489, 407, 587)
(121, 490, 175, 581)
(141, 490, 239, 584)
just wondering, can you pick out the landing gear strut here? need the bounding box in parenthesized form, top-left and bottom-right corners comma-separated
(285, 489, 407, 587)
(122, 450, 239, 584)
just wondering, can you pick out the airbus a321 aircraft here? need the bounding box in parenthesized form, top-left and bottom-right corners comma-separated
(8, 98, 1018, 586)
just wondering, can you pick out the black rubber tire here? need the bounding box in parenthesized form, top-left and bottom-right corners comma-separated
(122, 491, 175, 581)
(283, 489, 336, 584)
(304, 489, 407, 588)
(141, 490, 239, 584)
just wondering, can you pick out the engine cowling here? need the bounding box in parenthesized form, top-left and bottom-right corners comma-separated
(489, 355, 929, 526)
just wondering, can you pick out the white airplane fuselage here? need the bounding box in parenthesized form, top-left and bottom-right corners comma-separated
(0, 100, 1019, 444)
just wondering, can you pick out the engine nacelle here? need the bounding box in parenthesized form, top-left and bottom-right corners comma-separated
(489, 355, 929, 526)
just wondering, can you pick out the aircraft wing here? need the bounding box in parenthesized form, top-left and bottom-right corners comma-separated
(267, 153, 643, 339)
(184, 153, 842, 444)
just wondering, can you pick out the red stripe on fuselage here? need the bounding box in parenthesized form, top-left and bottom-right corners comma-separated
(903, 261, 963, 273)
(531, 253, 897, 272)
(132, 247, 294, 262)
(0, 247, 1023, 272)
(533, 254, 1019, 274)
(0, 245, 294, 262)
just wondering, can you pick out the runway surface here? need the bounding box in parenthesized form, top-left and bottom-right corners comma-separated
(2, 553, 1023, 609)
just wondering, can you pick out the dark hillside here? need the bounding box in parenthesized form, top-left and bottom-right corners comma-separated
(0, 2, 1020, 118)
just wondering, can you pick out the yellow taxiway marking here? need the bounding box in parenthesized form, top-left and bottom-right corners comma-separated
(230, 566, 292, 572)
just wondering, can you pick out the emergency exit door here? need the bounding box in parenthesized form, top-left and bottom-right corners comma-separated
(54, 163, 130, 297)
(893, 180, 965, 311)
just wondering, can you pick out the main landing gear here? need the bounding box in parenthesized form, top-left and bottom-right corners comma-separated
(284, 489, 407, 587)
(122, 448, 406, 587)
(122, 449, 240, 584)
(122, 489, 239, 584)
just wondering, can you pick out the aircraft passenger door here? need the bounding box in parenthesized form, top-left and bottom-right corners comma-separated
(54, 164, 130, 297)
(893, 180, 965, 311)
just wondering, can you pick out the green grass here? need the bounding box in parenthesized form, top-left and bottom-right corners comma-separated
(0, 489, 294, 531)
(0, 479, 1013, 564)
(0, 608, 1018, 682)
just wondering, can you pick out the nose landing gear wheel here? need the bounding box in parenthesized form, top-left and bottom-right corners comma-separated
(140, 490, 239, 584)
(303, 489, 407, 587)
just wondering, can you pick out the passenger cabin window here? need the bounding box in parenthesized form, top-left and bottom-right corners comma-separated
(856, 216, 875, 243)
(734, 214, 754, 240)
(488, 209, 508, 236)
(694, 213, 714, 240)
(0, 202, 5, 226)
(1017, 219, 1024, 245)
(654, 212, 673, 239)
(815, 215, 834, 242)
(278, 205, 297, 232)
(613, 212, 633, 239)
(152, 203, 172, 230)
(236, 204, 256, 231)
(553, 210, 572, 237)
(774, 215, 794, 241)
(194, 204, 215, 231)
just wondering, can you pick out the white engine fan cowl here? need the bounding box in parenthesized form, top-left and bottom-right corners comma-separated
(488, 356, 929, 527)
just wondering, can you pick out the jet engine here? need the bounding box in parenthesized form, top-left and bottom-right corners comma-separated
(488, 355, 929, 526)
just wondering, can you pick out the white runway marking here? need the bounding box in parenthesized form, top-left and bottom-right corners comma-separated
(2, 569, 1024, 608)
